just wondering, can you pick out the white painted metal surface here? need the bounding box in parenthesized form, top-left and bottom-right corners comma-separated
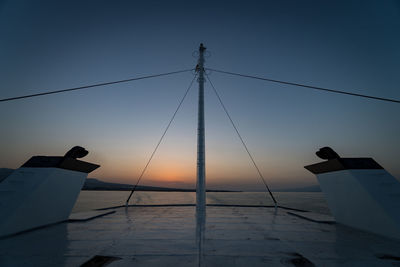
(316, 169, 400, 239)
(0, 167, 88, 237)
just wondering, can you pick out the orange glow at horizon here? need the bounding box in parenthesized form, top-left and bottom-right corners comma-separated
(93, 153, 198, 185)
(87, 143, 318, 190)
(147, 164, 194, 182)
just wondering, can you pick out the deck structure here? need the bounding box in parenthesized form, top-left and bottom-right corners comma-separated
(1, 205, 400, 266)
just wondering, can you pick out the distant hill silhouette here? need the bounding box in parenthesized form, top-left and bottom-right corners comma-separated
(2, 171, 320, 193)
(82, 178, 236, 192)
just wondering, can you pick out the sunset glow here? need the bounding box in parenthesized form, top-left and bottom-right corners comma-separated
(0, 1, 399, 191)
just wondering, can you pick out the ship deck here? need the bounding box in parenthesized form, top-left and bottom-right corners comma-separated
(1, 205, 400, 266)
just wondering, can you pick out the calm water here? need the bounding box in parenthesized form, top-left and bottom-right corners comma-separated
(72, 191, 331, 215)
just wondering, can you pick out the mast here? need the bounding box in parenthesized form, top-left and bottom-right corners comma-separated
(196, 43, 206, 214)
(196, 43, 206, 267)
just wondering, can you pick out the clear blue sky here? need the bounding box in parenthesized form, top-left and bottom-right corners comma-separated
(0, 0, 399, 190)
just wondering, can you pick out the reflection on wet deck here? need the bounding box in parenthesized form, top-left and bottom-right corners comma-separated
(1, 206, 400, 266)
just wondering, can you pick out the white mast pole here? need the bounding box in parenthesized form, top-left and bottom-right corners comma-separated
(196, 43, 206, 267)
(196, 43, 206, 214)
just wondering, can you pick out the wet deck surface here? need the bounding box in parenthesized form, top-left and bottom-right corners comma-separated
(1, 206, 400, 266)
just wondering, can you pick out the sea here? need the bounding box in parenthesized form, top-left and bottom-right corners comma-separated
(72, 191, 331, 215)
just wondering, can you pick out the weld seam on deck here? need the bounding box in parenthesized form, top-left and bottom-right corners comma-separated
(96, 204, 196, 210)
(286, 211, 335, 224)
(0, 220, 70, 240)
(68, 211, 116, 222)
(96, 204, 309, 212)
(0, 210, 118, 239)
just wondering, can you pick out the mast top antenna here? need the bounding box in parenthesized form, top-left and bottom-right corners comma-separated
(199, 43, 206, 52)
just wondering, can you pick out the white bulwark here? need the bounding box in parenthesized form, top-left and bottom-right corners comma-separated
(305, 157, 400, 239)
(0, 153, 99, 237)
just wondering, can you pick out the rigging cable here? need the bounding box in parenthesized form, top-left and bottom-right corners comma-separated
(205, 73, 278, 206)
(125, 73, 198, 206)
(0, 69, 194, 102)
(207, 68, 400, 104)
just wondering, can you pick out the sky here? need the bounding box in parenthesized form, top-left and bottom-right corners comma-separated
(0, 0, 399, 191)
